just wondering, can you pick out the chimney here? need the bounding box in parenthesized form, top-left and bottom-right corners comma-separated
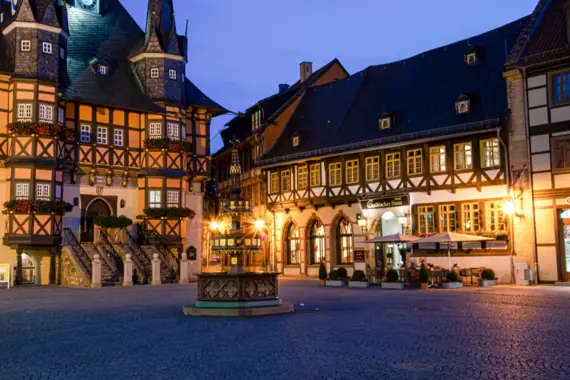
(300, 62, 313, 83)
(562, 0, 570, 44)
(278, 84, 290, 93)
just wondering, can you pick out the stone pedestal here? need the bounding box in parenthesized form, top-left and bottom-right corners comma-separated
(151, 253, 161, 286)
(92, 254, 102, 288)
(179, 253, 189, 284)
(123, 254, 133, 287)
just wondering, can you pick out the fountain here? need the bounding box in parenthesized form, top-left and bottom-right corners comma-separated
(183, 144, 294, 317)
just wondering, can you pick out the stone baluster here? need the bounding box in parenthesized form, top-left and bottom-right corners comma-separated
(124, 254, 133, 287)
(152, 253, 161, 285)
(92, 254, 102, 288)
(179, 252, 189, 284)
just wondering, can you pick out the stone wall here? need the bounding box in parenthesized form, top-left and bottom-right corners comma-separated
(59, 247, 90, 287)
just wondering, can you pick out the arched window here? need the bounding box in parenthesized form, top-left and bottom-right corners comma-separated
(337, 218, 353, 264)
(286, 224, 301, 265)
(309, 220, 325, 265)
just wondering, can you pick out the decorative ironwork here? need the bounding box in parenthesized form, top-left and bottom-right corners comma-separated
(197, 273, 279, 302)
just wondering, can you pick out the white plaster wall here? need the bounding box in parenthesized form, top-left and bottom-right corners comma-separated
(411, 185, 507, 204)
(530, 135, 550, 153)
(551, 106, 570, 123)
(527, 88, 548, 108)
(532, 173, 552, 190)
(532, 153, 551, 172)
(185, 187, 203, 280)
(535, 208, 556, 245)
(537, 246, 559, 282)
(413, 255, 512, 284)
(529, 107, 549, 127)
(527, 75, 546, 89)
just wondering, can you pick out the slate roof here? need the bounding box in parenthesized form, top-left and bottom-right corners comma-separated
(217, 58, 348, 154)
(258, 17, 528, 166)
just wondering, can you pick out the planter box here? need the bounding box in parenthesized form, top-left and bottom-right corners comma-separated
(442, 282, 464, 289)
(326, 280, 347, 287)
(479, 280, 497, 287)
(349, 281, 370, 288)
(382, 282, 405, 290)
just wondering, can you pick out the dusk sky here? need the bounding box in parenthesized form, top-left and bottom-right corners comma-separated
(121, 0, 538, 152)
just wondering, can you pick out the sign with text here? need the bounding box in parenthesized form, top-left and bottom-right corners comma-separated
(186, 246, 197, 261)
(354, 250, 366, 262)
(0, 264, 11, 289)
(361, 196, 409, 210)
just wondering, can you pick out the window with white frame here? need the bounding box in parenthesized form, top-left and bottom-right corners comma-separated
(80, 125, 91, 143)
(97, 126, 108, 145)
(58, 107, 64, 124)
(439, 204, 456, 233)
(481, 138, 500, 168)
(42, 42, 52, 54)
(251, 110, 261, 131)
(149, 190, 162, 208)
(149, 123, 162, 139)
(55, 184, 62, 200)
(167, 190, 179, 207)
(169, 69, 177, 80)
(462, 203, 480, 232)
(17, 103, 33, 121)
(150, 68, 159, 78)
(15, 183, 29, 200)
(407, 149, 423, 175)
(39, 104, 53, 122)
(454, 143, 472, 170)
(113, 129, 124, 147)
(167, 123, 180, 140)
(98, 65, 108, 75)
(418, 206, 435, 235)
(36, 183, 50, 201)
(486, 201, 506, 232)
(21, 40, 31, 52)
(430, 146, 446, 173)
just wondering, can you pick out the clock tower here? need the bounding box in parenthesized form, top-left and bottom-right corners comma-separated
(75, 0, 100, 13)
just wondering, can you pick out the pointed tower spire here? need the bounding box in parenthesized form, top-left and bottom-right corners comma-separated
(229, 139, 242, 199)
(144, 0, 177, 53)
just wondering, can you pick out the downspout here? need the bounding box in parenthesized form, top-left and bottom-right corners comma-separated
(497, 128, 515, 284)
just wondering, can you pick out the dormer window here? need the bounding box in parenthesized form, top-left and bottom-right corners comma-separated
(465, 51, 478, 65)
(456, 94, 471, 114)
(292, 135, 300, 147)
(251, 110, 262, 131)
(379, 113, 392, 130)
(98, 65, 108, 75)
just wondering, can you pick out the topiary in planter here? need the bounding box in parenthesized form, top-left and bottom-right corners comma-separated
(93, 215, 133, 229)
(481, 269, 495, 281)
(329, 269, 339, 281)
(352, 270, 366, 282)
(386, 269, 399, 283)
(446, 271, 461, 283)
(420, 263, 429, 283)
(336, 267, 348, 280)
(319, 262, 327, 281)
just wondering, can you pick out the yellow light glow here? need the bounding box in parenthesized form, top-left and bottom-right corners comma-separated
(502, 201, 515, 215)
(254, 220, 265, 231)
(210, 221, 219, 231)
(357, 219, 367, 227)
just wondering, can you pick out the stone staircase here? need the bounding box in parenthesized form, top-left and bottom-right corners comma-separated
(82, 244, 119, 286)
(141, 245, 177, 283)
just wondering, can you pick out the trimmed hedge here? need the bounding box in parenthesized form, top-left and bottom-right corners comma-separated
(336, 267, 348, 279)
(140, 207, 196, 219)
(352, 270, 366, 282)
(329, 269, 339, 281)
(319, 262, 327, 280)
(93, 215, 133, 228)
(446, 271, 461, 283)
(420, 263, 429, 283)
(481, 269, 495, 281)
(386, 269, 399, 283)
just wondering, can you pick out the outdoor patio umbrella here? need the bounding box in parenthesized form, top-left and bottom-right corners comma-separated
(363, 234, 420, 244)
(414, 232, 495, 270)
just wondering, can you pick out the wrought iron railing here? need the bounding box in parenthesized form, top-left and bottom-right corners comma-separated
(98, 229, 123, 274)
(62, 228, 92, 278)
(137, 224, 179, 272)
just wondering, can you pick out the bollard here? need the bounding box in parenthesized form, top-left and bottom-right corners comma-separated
(179, 252, 189, 284)
(92, 254, 102, 288)
(151, 253, 161, 285)
(123, 253, 133, 287)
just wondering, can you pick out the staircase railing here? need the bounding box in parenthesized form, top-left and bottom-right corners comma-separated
(136, 224, 179, 272)
(98, 229, 123, 274)
(125, 229, 151, 283)
(62, 228, 92, 278)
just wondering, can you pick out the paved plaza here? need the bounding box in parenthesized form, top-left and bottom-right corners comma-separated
(1, 281, 570, 380)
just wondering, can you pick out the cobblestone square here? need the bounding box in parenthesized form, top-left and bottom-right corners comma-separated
(1, 282, 570, 380)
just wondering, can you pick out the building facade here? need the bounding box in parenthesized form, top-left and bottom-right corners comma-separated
(0, 0, 224, 285)
(255, 18, 529, 283)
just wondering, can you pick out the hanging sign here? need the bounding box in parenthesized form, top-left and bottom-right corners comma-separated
(186, 246, 197, 261)
(231, 257, 238, 265)
(0, 264, 10, 289)
(361, 196, 409, 210)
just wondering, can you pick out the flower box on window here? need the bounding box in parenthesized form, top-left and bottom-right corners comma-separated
(137, 207, 195, 220)
(8, 122, 76, 141)
(144, 138, 192, 153)
(3, 200, 73, 215)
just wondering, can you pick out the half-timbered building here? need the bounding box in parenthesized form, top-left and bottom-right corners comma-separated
(0, 0, 224, 285)
(256, 18, 528, 282)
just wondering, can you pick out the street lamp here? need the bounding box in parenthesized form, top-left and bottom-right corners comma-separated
(356, 213, 368, 234)
(254, 219, 265, 231)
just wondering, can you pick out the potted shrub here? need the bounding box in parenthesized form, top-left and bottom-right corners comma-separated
(442, 271, 463, 289)
(420, 263, 429, 290)
(318, 262, 327, 286)
(349, 270, 370, 288)
(326, 269, 347, 287)
(479, 269, 497, 287)
(382, 269, 404, 290)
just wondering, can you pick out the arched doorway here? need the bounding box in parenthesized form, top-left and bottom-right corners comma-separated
(307, 220, 325, 265)
(380, 212, 403, 269)
(82, 198, 112, 242)
(15, 253, 36, 285)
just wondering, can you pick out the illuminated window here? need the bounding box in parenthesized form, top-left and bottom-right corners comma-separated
(481, 138, 500, 168)
(39, 104, 53, 122)
(97, 126, 108, 145)
(36, 184, 50, 201)
(336, 218, 353, 264)
(439, 204, 456, 233)
(329, 162, 342, 186)
(297, 166, 308, 189)
(454, 143, 472, 170)
(346, 160, 359, 184)
(113, 129, 124, 147)
(418, 206, 435, 234)
(167, 123, 179, 140)
(270, 172, 279, 194)
(407, 149, 423, 175)
(281, 170, 291, 191)
(17, 103, 33, 121)
(465, 51, 478, 65)
(15, 183, 29, 200)
(150, 68, 159, 78)
(309, 221, 325, 265)
(486, 201, 506, 232)
(80, 125, 91, 143)
(286, 224, 301, 265)
(379, 116, 391, 130)
(251, 110, 262, 131)
(149, 123, 162, 139)
(385, 153, 400, 178)
(167, 190, 179, 207)
(21, 40, 31, 52)
(149, 190, 162, 208)
(456, 100, 470, 114)
(430, 146, 446, 173)
(310, 164, 321, 187)
(462, 203, 480, 232)
(366, 156, 380, 181)
(292, 136, 299, 147)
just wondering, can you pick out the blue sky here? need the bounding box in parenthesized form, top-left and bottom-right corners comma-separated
(121, 0, 538, 152)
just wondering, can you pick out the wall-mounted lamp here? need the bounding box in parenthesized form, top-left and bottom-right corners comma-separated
(356, 213, 369, 234)
(73, 197, 79, 207)
(120, 199, 126, 209)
